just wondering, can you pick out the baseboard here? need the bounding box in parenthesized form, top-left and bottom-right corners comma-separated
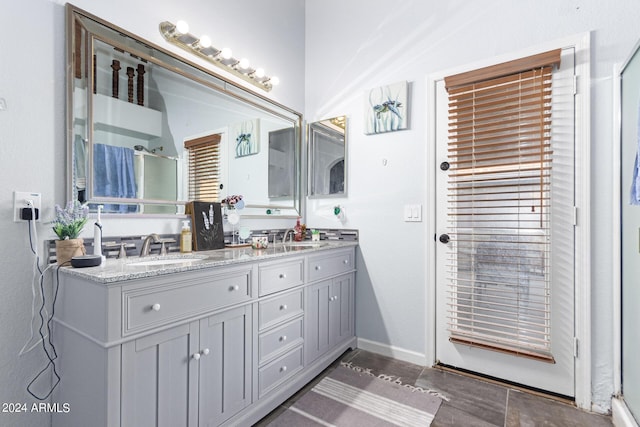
(612, 397, 640, 427)
(356, 337, 428, 366)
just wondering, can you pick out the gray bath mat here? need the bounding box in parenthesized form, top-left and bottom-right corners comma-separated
(267, 364, 442, 426)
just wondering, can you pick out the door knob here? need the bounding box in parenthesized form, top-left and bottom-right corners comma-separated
(440, 161, 450, 171)
(439, 234, 450, 244)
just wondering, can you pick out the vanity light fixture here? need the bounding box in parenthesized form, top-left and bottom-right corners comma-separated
(159, 20, 279, 92)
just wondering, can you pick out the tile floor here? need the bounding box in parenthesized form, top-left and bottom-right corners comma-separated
(256, 349, 613, 427)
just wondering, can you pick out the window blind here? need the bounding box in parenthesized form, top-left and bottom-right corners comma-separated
(444, 50, 560, 361)
(185, 134, 222, 202)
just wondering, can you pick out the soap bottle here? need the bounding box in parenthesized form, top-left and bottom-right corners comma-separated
(180, 220, 192, 253)
(294, 217, 303, 242)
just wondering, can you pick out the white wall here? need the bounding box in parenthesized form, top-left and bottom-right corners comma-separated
(0, 1, 303, 426)
(304, 0, 640, 411)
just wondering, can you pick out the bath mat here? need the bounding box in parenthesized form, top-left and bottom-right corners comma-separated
(267, 364, 442, 426)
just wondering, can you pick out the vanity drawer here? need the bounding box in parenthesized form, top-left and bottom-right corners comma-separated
(259, 259, 304, 296)
(307, 249, 354, 282)
(258, 345, 303, 397)
(259, 317, 304, 365)
(123, 271, 251, 335)
(259, 289, 303, 330)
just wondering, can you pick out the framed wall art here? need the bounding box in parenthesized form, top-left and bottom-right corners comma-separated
(364, 81, 408, 135)
(231, 118, 260, 157)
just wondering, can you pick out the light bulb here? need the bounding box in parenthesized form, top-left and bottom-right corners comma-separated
(221, 48, 233, 60)
(175, 20, 189, 35)
(254, 67, 265, 78)
(270, 76, 280, 86)
(238, 58, 250, 69)
(199, 35, 211, 48)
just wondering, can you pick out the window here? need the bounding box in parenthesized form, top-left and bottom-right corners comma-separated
(184, 133, 222, 201)
(444, 49, 562, 360)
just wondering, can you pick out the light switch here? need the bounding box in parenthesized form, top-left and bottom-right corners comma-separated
(403, 204, 422, 222)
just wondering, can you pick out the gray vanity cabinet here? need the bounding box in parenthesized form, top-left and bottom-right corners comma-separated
(305, 274, 355, 364)
(198, 305, 252, 425)
(305, 248, 355, 364)
(121, 321, 199, 427)
(53, 244, 357, 427)
(119, 297, 252, 427)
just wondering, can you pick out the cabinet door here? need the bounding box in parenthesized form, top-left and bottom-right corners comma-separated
(329, 273, 355, 347)
(121, 322, 199, 427)
(305, 280, 331, 364)
(198, 305, 252, 427)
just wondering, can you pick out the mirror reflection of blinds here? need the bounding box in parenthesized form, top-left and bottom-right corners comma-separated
(444, 49, 561, 362)
(185, 134, 222, 202)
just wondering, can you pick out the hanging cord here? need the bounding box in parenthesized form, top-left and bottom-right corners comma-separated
(19, 204, 50, 356)
(26, 264, 63, 400)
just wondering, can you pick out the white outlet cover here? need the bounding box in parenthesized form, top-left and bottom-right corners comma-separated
(13, 191, 42, 222)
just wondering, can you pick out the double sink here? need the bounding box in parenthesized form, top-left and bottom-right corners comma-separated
(125, 241, 328, 267)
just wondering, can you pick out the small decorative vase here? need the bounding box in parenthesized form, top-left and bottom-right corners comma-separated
(55, 238, 86, 266)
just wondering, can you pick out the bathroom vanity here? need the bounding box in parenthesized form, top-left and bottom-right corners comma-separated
(52, 242, 356, 427)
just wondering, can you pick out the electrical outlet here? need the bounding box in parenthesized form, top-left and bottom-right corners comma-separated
(13, 191, 42, 222)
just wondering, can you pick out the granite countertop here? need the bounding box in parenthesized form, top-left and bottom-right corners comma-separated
(59, 241, 358, 284)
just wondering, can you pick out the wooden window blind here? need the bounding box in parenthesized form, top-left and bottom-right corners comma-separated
(185, 134, 222, 202)
(444, 49, 561, 361)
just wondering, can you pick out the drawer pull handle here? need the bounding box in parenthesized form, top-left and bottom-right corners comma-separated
(192, 352, 201, 360)
(343, 259, 349, 264)
(315, 265, 321, 271)
(201, 348, 210, 356)
(151, 303, 161, 312)
(280, 366, 287, 372)
(279, 273, 287, 279)
(230, 285, 240, 291)
(280, 335, 287, 342)
(280, 304, 288, 311)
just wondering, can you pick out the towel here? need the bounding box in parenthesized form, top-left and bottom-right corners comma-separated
(93, 143, 138, 213)
(631, 98, 640, 205)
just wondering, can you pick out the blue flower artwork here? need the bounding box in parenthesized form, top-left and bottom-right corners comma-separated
(232, 119, 260, 157)
(365, 81, 408, 134)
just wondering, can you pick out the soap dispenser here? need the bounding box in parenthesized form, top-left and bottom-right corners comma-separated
(180, 220, 192, 253)
(293, 217, 303, 242)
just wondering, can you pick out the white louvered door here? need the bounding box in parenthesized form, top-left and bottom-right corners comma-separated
(434, 47, 576, 397)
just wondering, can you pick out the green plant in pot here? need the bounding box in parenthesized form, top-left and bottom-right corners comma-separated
(52, 200, 89, 265)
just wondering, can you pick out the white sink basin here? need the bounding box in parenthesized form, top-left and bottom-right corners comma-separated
(127, 256, 207, 267)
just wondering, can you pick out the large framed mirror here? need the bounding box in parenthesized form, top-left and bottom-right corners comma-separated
(308, 116, 347, 198)
(67, 4, 302, 218)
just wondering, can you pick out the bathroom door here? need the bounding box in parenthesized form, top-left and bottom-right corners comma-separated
(433, 47, 576, 397)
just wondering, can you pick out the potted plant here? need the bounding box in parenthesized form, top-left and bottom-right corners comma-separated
(52, 200, 89, 265)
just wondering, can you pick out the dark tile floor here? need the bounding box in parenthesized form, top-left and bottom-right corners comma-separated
(255, 349, 613, 426)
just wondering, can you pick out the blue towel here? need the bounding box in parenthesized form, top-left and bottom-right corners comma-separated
(93, 144, 138, 213)
(632, 97, 640, 204)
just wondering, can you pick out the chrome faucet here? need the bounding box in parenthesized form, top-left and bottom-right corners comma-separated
(140, 234, 160, 256)
(283, 229, 295, 243)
